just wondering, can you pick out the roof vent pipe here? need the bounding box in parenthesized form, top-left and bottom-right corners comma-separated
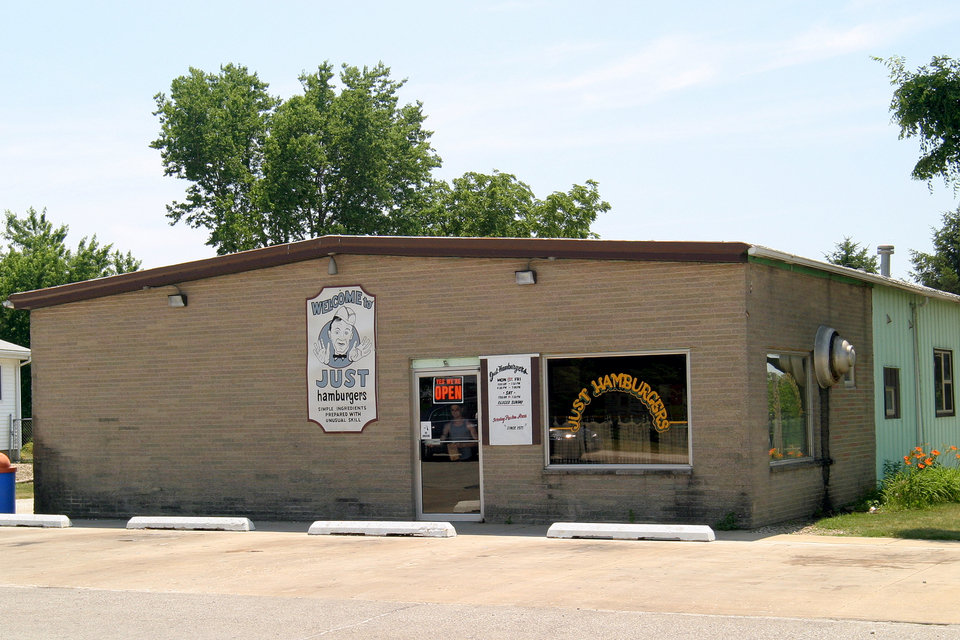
(877, 245, 894, 277)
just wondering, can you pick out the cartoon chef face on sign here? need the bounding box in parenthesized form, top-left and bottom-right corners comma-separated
(313, 306, 372, 369)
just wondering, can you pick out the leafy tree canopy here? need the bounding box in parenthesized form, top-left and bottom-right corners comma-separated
(0, 208, 141, 418)
(0, 207, 141, 348)
(824, 237, 879, 273)
(877, 55, 960, 191)
(409, 172, 609, 239)
(911, 207, 960, 294)
(153, 63, 609, 253)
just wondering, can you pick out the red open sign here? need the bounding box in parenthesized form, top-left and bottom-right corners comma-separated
(433, 377, 464, 403)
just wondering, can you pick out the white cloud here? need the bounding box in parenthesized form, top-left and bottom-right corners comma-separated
(756, 18, 923, 73)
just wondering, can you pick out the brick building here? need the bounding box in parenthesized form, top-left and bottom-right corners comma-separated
(8, 237, 875, 528)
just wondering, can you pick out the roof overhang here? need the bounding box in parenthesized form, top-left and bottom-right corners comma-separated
(748, 245, 960, 303)
(0, 339, 30, 360)
(5, 236, 752, 310)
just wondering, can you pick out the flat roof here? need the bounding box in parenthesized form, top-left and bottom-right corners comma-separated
(748, 245, 960, 304)
(5, 236, 752, 310)
(6, 235, 958, 310)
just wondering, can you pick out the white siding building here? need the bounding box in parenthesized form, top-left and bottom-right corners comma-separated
(0, 338, 31, 454)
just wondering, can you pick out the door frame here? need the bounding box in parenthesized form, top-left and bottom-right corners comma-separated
(412, 366, 484, 521)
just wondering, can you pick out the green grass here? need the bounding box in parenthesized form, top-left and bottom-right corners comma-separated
(807, 502, 960, 541)
(15, 481, 32, 500)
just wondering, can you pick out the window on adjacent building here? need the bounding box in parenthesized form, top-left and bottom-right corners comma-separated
(767, 353, 811, 462)
(934, 349, 955, 417)
(843, 364, 856, 389)
(883, 367, 900, 419)
(545, 352, 689, 466)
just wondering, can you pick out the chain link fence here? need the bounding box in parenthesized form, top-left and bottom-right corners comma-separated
(9, 417, 32, 462)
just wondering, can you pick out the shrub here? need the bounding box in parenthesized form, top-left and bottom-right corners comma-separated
(881, 445, 960, 509)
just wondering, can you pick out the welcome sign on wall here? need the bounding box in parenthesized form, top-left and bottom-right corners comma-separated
(306, 285, 377, 432)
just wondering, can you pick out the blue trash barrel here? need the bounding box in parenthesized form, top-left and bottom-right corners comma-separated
(0, 452, 16, 513)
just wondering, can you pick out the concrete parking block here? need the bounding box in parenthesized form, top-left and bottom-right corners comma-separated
(547, 522, 715, 542)
(0, 513, 71, 528)
(308, 520, 457, 537)
(126, 516, 254, 531)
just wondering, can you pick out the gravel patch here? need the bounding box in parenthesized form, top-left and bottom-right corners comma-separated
(13, 462, 33, 483)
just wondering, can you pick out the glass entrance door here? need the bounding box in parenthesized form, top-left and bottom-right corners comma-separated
(416, 371, 482, 520)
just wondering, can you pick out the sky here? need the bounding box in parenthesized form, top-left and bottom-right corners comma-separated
(3, 1, 960, 281)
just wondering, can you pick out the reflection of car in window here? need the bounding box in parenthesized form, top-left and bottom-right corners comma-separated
(549, 423, 602, 463)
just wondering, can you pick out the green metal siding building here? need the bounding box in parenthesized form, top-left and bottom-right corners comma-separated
(873, 286, 960, 477)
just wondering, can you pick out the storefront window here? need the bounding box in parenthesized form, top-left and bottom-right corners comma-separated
(545, 353, 689, 466)
(767, 353, 811, 461)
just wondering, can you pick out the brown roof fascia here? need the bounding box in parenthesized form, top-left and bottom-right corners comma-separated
(6, 236, 751, 310)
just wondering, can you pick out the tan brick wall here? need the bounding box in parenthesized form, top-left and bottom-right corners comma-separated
(29, 253, 874, 526)
(746, 262, 875, 526)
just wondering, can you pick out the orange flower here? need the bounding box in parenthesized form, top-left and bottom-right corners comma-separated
(905, 459, 912, 465)
(915, 446, 924, 452)
(950, 446, 958, 451)
(918, 463, 926, 469)
(925, 458, 934, 465)
(904, 455, 911, 463)
(932, 449, 941, 456)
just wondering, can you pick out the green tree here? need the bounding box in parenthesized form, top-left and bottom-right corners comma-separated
(877, 55, 960, 191)
(152, 64, 279, 254)
(153, 62, 441, 253)
(910, 207, 960, 294)
(153, 63, 608, 251)
(0, 208, 141, 415)
(412, 171, 609, 239)
(824, 237, 879, 273)
(261, 63, 441, 240)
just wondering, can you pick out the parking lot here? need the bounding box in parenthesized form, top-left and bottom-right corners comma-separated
(2, 516, 960, 638)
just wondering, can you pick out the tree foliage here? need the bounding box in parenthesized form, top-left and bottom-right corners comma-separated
(878, 55, 960, 191)
(152, 64, 280, 254)
(412, 172, 609, 239)
(911, 207, 960, 294)
(153, 63, 608, 253)
(824, 237, 878, 273)
(0, 208, 141, 418)
(0, 208, 141, 348)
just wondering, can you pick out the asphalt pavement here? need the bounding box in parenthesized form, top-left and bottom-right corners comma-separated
(2, 501, 960, 638)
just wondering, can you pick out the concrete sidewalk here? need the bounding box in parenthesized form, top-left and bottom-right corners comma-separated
(1, 517, 959, 628)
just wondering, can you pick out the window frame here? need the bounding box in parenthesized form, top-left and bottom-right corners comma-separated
(542, 349, 692, 471)
(934, 349, 955, 417)
(883, 366, 901, 420)
(767, 351, 814, 465)
(842, 363, 856, 389)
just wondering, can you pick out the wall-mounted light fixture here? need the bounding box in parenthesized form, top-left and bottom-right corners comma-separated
(327, 254, 338, 275)
(167, 285, 187, 308)
(515, 269, 537, 285)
